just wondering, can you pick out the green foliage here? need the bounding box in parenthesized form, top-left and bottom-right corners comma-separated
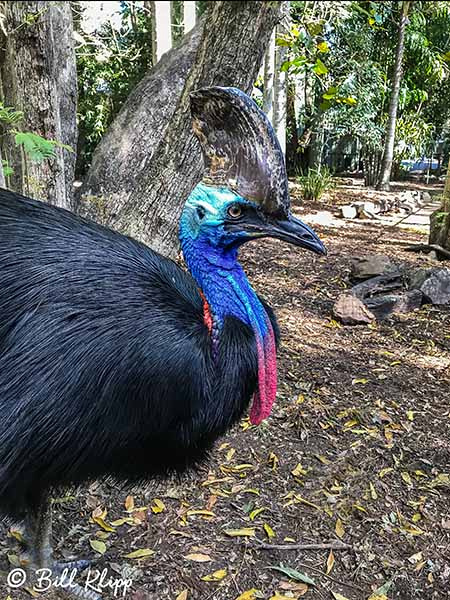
(286, 0, 450, 178)
(13, 132, 73, 163)
(2, 160, 13, 177)
(277, 18, 333, 80)
(394, 114, 435, 161)
(0, 104, 24, 125)
(74, 2, 153, 175)
(297, 168, 335, 201)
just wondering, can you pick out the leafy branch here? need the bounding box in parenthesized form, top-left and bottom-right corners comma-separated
(13, 131, 73, 163)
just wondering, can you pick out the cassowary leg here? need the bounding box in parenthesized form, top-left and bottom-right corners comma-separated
(17, 498, 100, 600)
(19, 496, 53, 569)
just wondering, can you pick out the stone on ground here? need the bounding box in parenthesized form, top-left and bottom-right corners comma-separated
(409, 268, 450, 305)
(350, 254, 395, 281)
(333, 293, 375, 325)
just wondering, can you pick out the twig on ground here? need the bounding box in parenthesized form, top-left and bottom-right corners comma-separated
(253, 538, 353, 552)
(404, 243, 450, 260)
(295, 561, 366, 594)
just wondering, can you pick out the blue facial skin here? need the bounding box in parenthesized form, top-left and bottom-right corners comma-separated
(179, 183, 269, 340)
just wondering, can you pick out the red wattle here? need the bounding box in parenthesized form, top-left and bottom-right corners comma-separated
(249, 315, 277, 425)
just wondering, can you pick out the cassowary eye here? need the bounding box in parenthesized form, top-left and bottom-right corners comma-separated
(197, 206, 205, 219)
(227, 204, 243, 219)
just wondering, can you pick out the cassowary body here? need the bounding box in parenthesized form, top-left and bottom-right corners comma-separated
(0, 188, 269, 520)
(0, 87, 325, 598)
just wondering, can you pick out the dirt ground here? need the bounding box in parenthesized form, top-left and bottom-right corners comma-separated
(1, 180, 449, 600)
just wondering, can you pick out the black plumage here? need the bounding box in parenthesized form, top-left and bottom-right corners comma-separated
(0, 188, 278, 521)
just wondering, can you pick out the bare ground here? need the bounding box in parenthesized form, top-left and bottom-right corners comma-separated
(1, 181, 449, 600)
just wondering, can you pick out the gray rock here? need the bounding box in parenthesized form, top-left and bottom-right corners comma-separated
(333, 293, 375, 325)
(408, 268, 433, 290)
(421, 269, 450, 305)
(365, 290, 423, 320)
(421, 191, 433, 204)
(357, 201, 378, 219)
(408, 267, 450, 305)
(341, 204, 358, 219)
(350, 254, 395, 281)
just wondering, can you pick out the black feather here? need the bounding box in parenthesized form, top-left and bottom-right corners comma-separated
(0, 189, 278, 519)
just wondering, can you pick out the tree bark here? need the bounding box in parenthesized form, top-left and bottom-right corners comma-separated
(79, 1, 281, 259)
(376, 1, 411, 191)
(429, 162, 450, 251)
(0, 1, 77, 209)
(263, 30, 275, 123)
(272, 1, 289, 154)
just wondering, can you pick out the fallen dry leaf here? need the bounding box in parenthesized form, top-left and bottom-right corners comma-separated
(331, 592, 350, 600)
(326, 549, 335, 574)
(279, 581, 308, 596)
(335, 518, 345, 538)
(124, 495, 134, 512)
(224, 528, 256, 537)
(90, 539, 106, 555)
(184, 553, 212, 562)
(235, 590, 260, 600)
(201, 568, 227, 581)
(124, 548, 154, 559)
(151, 498, 165, 514)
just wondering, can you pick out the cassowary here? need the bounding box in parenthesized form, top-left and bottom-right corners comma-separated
(0, 87, 325, 597)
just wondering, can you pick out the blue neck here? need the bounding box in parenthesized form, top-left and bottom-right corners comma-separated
(180, 227, 268, 339)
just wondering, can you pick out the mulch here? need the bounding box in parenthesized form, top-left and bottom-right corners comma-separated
(1, 181, 449, 600)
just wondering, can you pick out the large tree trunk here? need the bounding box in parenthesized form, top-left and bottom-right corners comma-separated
(0, 1, 77, 209)
(79, 1, 281, 259)
(376, 1, 411, 191)
(429, 163, 450, 251)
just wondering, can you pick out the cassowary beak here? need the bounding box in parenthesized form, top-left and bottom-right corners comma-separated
(264, 214, 327, 255)
(227, 210, 327, 255)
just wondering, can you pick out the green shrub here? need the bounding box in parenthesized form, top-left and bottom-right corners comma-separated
(297, 167, 335, 201)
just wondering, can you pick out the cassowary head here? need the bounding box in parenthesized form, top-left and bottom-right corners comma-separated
(180, 87, 326, 425)
(181, 86, 326, 256)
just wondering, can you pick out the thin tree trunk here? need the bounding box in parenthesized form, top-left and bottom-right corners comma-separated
(184, 1, 197, 33)
(429, 162, 450, 250)
(272, 1, 289, 154)
(263, 30, 276, 123)
(146, 1, 158, 65)
(153, 1, 172, 61)
(376, 1, 411, 191)
(273, 31, 287, 153)
(0, 146, 5, 188)
(79, 2, 281, 259)
(302, 69, 315, 170)
(0, 1, 77, 209)
(286, 81, 300, 175)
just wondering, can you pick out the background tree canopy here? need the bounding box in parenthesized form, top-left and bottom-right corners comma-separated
(0, 0, 449, 250)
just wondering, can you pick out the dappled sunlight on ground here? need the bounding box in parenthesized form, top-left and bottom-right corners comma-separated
(1, 184, 449, 600)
